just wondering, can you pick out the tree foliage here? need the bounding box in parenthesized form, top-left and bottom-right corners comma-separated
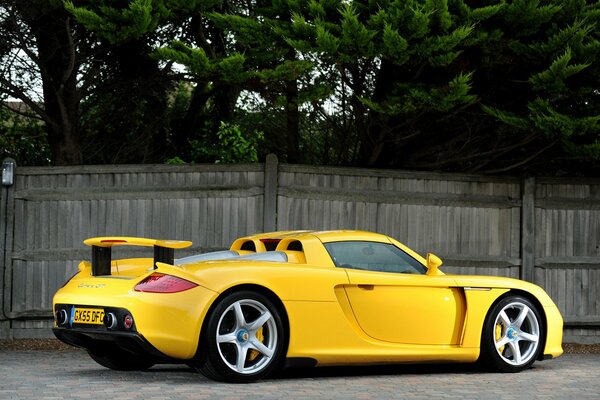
(475, 0, 600, 173)
(0, 0, 599, 175)
(0, 104, 50, 165)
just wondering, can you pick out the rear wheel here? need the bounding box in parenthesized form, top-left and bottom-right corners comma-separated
(480, 295, 544, 372)
(87, 347, 155, 371)
(198, 290, 286, 383)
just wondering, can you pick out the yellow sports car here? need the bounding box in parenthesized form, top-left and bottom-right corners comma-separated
(53, 230, 563, 382)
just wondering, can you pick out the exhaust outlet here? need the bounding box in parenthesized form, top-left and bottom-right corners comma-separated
(103, 312, 117, 329)
(55, 309, 69, 326)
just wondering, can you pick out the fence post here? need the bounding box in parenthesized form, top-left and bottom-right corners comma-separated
(263, 154, 278, 232)
(0, 158, 17, 338)
(521, 176, 536, 282)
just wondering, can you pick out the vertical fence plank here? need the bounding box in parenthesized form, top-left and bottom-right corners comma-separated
(521, 177, 535, 282)
(0, 158, 17, 338)
(263, 154, 278, 232)
(0, 185, 12, 338)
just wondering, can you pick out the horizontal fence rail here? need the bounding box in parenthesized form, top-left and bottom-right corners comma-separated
(1, 156, 599, 341)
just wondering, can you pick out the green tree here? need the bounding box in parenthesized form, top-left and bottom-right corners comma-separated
(66, 0, 324, 163)
(280, 0, 599, 173)
(287, 0, 501, 168)
(189, 121, 263, 163)
(64, 0, 173, 164)
(208, 0, 312, 163)
(66, 0, 258, 162)
(8, 0, 597, 174)
(1, 0, 169, 165)
(478, 0, 600, 173)
(0, 0, 91, 165)
(0, 103, 50, 165)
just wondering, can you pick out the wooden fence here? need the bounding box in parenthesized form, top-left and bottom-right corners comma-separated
(1, 155, 599, 342)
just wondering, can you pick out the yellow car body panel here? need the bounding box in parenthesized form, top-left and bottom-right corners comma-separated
(282, 300, 478, 365)
(343, 271, 465, 345)
(52, 230, 563, 374)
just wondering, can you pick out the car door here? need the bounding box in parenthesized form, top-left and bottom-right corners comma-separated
(324, 241, 465, 346)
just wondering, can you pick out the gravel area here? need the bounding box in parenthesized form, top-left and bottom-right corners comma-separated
(1, 339, 599, 353)
(0, 339, 73, 351)
(562, 342, 600, 354)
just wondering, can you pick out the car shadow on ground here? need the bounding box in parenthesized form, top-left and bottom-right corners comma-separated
(274, 362, 484, 380)
(60, 361, 486, 382)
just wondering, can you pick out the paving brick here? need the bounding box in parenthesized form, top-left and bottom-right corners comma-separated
(0, 350, 598, 399)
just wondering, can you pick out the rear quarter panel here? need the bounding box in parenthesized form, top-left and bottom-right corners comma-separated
(188, 261, 348, 302)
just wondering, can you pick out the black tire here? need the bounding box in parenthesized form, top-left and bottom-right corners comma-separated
(87, 347, 155, 371)
(198, 290, 286, 383)
(480, 295, 544, 372)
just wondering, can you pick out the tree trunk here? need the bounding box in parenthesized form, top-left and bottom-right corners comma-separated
(19, 2, 83, 165)
(359, 59, 394, 167)
(108, 39, 170, 162)
(177, 80, 211, 154)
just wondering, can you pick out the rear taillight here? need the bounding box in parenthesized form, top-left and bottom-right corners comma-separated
(134, 273, 198, 293)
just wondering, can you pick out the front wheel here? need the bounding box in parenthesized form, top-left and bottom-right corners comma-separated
(198, 290, 286, 383)
(480, 295, 544, 372)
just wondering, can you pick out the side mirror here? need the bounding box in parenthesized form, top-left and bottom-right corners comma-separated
(426, 253, 444, 276)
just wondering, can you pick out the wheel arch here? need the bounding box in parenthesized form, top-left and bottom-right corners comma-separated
(194, 283, 291, 364)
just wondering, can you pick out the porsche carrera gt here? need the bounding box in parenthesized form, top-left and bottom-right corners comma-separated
(53, 230, 563, 382)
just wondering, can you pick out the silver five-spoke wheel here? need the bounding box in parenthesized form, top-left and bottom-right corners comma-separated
(199, 290, 285, 383)
(216, 299, 278, 374)
(480, 295, 544, 372)
(493, 301, 540, 366)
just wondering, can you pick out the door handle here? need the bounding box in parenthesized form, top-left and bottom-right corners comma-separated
(357, 284, 374, 290)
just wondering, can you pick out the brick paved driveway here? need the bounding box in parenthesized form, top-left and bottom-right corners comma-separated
(0, 349, 598, 399)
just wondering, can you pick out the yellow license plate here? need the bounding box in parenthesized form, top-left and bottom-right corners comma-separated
(72, 308, 105, 325)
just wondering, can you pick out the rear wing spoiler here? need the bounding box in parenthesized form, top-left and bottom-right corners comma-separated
(83, 237, 192, 276)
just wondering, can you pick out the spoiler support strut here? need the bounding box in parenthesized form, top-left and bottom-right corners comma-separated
(91, 245, 112, 276)
(153, 246, 174, 266)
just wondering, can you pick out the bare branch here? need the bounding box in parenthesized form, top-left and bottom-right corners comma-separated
(0, 102, 44, 121)
(481, 139, 559, 174)
(0, 75, 51, 122)
(59, 17, 76, 88)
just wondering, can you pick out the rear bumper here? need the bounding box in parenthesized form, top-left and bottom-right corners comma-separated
(53, 327, 178, 363)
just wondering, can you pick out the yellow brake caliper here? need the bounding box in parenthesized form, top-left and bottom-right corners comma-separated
(249, 327, 264, 361)
(496, 323, 505, 354)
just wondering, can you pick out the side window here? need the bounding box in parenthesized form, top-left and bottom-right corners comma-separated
(324, 241, 426, 275)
